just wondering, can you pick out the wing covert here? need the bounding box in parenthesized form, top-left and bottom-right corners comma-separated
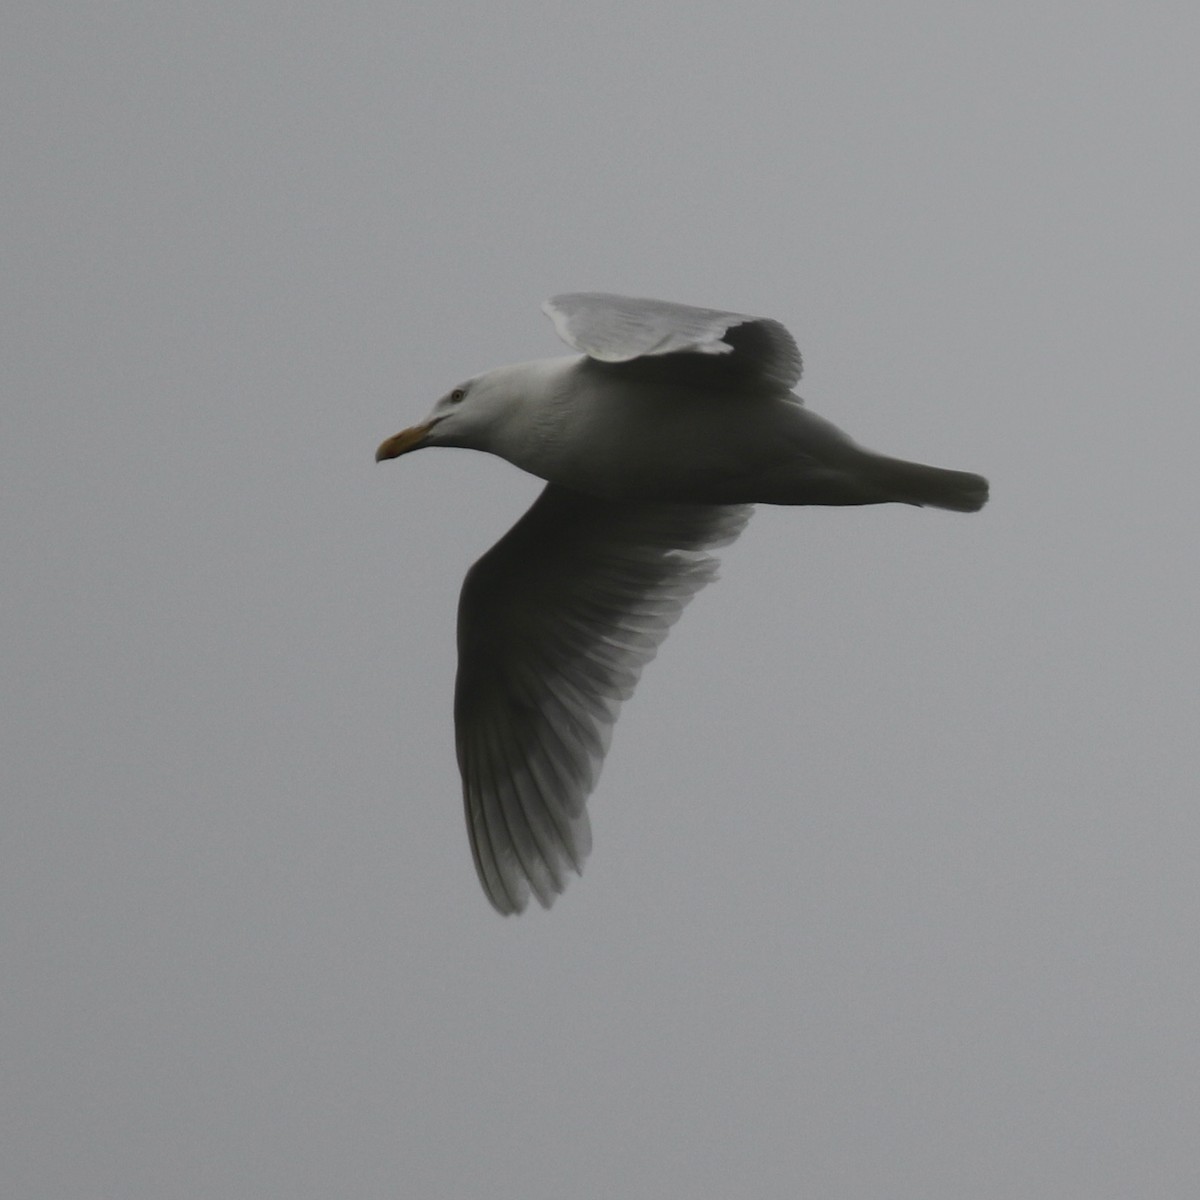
(544, 292, 802, 390)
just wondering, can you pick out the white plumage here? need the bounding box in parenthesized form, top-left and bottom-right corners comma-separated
(377, 293, 988, 913)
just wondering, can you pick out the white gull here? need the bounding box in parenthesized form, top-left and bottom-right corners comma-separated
(377, 293, 988, 913)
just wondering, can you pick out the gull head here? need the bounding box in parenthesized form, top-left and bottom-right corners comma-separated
(375, 360, 558, 463)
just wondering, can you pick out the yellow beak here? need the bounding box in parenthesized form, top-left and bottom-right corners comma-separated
(375, 419, 438, 462)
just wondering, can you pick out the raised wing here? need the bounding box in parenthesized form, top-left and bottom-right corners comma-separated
(454, 483, 752, 913)
(544, 292, 802, 391)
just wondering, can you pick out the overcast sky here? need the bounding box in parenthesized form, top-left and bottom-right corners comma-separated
(6, 3, 1199, 1197)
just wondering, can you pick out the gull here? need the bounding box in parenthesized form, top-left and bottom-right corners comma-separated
(377, 293, 988, 914)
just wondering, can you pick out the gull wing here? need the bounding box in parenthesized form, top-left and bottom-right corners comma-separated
(455, 483, 752, 914)
(544, 292, 802, 391)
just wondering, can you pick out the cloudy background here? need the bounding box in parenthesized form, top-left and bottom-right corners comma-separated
(6, 3, 1199, 1196)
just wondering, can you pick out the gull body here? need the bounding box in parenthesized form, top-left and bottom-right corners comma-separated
(381, 353, 985, 511)
(377, 293, 988, 913)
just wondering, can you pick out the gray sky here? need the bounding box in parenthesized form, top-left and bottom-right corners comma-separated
(6, 2, 1199, 1196)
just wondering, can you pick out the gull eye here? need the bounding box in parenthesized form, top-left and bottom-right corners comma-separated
(450, 387, 466, 403)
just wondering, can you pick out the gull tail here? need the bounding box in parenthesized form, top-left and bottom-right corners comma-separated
(869, 455, 990, 512)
